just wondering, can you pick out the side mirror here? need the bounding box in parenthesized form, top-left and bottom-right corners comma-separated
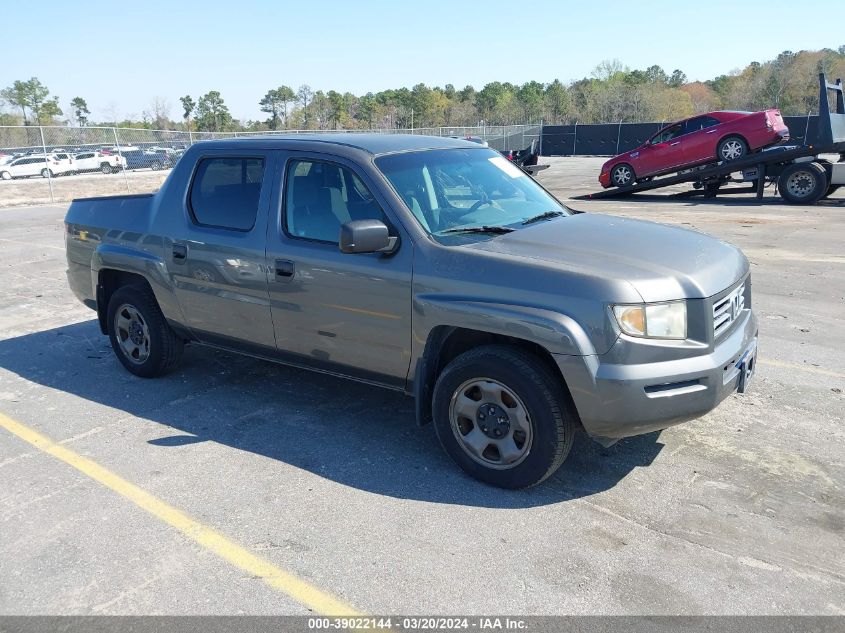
(339, 219, 398, 254)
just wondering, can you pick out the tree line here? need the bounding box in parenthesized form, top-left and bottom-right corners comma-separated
(2, 47, 844, 132)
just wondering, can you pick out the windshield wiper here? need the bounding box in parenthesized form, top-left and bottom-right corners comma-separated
(439, 225, 515, 235)
(521, 210, 565, 225)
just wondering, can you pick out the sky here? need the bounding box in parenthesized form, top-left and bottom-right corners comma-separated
(1, 0, 843, 124)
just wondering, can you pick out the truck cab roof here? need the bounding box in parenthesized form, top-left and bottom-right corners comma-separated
(190, 133, 482, 157)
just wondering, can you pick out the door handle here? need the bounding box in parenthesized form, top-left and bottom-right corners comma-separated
(275, 259, 295, 279)
(172, 243, 187, 261)
(670, 141, 681, 146)
(706, 129, 717, 134)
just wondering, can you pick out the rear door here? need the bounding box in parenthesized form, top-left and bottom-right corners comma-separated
(679, 115, 722, 165)
(264, 153, 414, 386)
(164, 150, 277, 351)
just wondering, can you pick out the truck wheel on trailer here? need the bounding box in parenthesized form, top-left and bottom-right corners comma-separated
(779, 162, 828, 205)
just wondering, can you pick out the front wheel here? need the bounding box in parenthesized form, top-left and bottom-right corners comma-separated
(107, 285, 184, 378)
(101, 163, 113, 174)
(717, 136, 748, 162)
(610, 163, 635, 187)
(150, 161, 162, 171)
(41, 168, 53, 178)
(432, 345, 576, 489)
(0, 171, 10, 181)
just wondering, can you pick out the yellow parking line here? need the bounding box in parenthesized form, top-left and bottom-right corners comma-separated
(758, 358, 845, 379)
(0, 412, 360, 616)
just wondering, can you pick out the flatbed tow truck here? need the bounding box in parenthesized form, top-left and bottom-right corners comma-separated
(581, 74, 845, 205)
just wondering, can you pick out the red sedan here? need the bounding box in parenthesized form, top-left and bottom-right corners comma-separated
(599, 110, 789, 188)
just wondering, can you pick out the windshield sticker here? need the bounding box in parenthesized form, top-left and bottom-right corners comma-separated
(488, 155, 524, 178)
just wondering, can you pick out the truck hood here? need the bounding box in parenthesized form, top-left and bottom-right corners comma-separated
(464, 213, 748, 301)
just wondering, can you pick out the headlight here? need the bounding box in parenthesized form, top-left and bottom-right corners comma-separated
(612, 301, 687, 339)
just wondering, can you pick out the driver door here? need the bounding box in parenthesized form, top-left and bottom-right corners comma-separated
(636, 123, 686, 176)
(264, 153, 414, 387)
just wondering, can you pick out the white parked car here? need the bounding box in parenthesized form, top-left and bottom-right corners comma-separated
(0, 154, 74, 179)
(73, 151, 126, 174)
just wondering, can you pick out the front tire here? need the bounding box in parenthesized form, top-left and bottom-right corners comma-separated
(150, 160, 162, 171)
(107, 285, 183, 378)
(432, 345, 576, 489)
(41, 168, 53, 178)
(610, 163, 636, 188)
(0, 171, 10, 181)
(101, 163, 113, 174)
(717, 136, 748, 162)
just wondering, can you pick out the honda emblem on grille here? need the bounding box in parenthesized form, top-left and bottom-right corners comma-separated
(731, 294, 741, 319)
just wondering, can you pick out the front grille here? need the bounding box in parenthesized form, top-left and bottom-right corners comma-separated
(713, 282, 745, 338)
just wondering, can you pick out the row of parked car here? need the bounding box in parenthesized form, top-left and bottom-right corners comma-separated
(0, 145, 186, 180)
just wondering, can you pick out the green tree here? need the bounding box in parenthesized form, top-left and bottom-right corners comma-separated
(70, 97, 90, 126)
(259, 86, 295, 130)
(544, 79, 570, 123)
(194, 91, 231, 132)
(1, 80, 32, 124)
(296, 84, 314, 128)
(668, 69, 687, 88)
(1, 77, 61, 125)
(180, 95, 195, 130)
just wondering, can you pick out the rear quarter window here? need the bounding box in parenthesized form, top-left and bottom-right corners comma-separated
(189, 157, 265, 231)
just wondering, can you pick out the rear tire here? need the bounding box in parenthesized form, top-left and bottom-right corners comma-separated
(107, 285, 183, 378)
(150, 160, 162, 171)
(717, 136, 748, 162)
(101, 163, 113, 174)
(610, 163, 636, 188)
(431, 345, 576, 489)
(779, 162, 828, 205)
(0, 171, 10, 181)
(40, 168, 53, 178)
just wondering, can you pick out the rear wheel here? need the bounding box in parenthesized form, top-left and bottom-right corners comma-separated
(432, 345, 576, 489)
(779, 162, 828, 205)
(717, 136, 748, 162)
(150, 160, 162, 171)
(610, 163, 636, 187)
(40, 168, 53, 178)
(0, 171, 10, 180)
(100, 163, 113, 174)
(107, 285, 183, 378)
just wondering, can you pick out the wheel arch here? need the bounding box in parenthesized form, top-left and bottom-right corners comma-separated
(96, 269, 154, 334)
(413, 325, 582, 430)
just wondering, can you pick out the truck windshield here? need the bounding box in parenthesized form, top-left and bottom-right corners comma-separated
(375, 148, 568, 239)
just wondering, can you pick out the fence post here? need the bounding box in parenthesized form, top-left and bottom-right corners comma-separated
(804, 111, 812, 143)
(39, 126, 55, 204)
(188, 130, 194, 146)
(573, 122, 578, 156)
(113, 127, 131, 194)
(538, 120, 543, 156)
(616, 119, 623, 155)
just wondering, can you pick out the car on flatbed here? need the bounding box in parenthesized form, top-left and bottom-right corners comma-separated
(64, 134, 758, 488)
(600, 109, 789, 188)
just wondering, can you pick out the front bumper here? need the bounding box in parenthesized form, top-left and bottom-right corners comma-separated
(554, 308, 758, 442)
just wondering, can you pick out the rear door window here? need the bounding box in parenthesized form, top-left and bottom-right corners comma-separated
(189, 157, 265, 231)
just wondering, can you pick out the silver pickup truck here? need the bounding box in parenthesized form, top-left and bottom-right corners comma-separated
(65, 135, 758, 488)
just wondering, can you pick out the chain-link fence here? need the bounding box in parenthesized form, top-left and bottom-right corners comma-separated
(0, 124, 541, 206)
